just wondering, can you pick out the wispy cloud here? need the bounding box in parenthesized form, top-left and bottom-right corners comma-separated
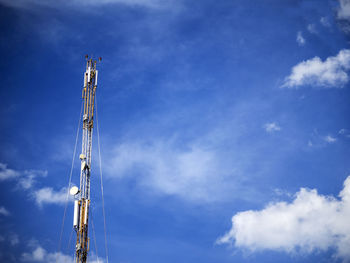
(0, 163, 47, 187)
(308, 130, 339, 147)
(320, 17, 331, 27)
(78, 0, 173, 8)
(217, 175, 350, 260)
(339, 128, 347, 134)
(339, 128, 350, 137)
(0, 0, 176, 10)
(107, 140, 229, 202)
(9, 234, 19, 246)
(337, 0, 350, 21)
(296, 31, 305, 46)
(263, 122, 281, 133)
(17, 170, 48, 190)
(102, 96, 298, 204)
(0, 206, 10, 216)
(0, 163, 20, 181)
(32, 187, 67, 207)
(307, 24, 317, 34)
(21, 244, 103, 263)
(282, 49, 350, 88)
(0, 233, 20, 249)
(21, 245, 73, 262)
(323, 135, 337, 143)
(0, 163, 66, 207)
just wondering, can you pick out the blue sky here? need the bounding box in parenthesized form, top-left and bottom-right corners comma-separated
(1, 0, 350, 262)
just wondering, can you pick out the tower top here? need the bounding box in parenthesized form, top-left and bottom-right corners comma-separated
(85, 54, 102, 62)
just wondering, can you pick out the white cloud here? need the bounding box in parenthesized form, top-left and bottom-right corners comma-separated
(21, 245, 103, 263)
(0, 206, 10, 216)
(338, 0, 350, 20)
(282, 49, 350, 88)
(33, 187, 68, 207)
(263, 122, 281, 133)
(0, 163, 20, 181)
(21, 246, 72, 262)
(217, 175, 350, 260)
(323, 135, 337, 143)
(296, 31, 305, 46)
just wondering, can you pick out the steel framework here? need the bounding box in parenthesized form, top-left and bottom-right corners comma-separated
(73, 56, 101, 263)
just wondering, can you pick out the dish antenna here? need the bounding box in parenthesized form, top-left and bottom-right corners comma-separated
(70, 186, 79, 196)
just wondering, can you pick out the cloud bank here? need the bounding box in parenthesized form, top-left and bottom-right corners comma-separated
(218, 176, 350, 260)
(282, 49, 350, 88)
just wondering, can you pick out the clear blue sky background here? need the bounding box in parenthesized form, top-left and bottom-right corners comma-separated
(1, 0, 350, 262)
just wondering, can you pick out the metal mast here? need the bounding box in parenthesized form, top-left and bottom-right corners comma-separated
(72, 55, 101, 263)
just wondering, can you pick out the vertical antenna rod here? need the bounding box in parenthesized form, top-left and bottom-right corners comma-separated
(72, 55, 101, 263)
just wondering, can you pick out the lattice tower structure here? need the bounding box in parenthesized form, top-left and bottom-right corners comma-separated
(73, 56, 100, 263)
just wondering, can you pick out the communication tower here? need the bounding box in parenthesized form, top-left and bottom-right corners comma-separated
(71, 55, 101, 263)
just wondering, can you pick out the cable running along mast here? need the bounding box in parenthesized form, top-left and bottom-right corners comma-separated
(71, 55, 101, 263)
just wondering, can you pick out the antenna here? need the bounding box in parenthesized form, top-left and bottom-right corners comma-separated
(73, 56, 100, 263)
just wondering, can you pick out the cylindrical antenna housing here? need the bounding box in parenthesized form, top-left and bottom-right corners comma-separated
(73, 200, 80, 228)
(87, 67, 91, 83)
(84, 200, 89, 225)
(95, 70, 98, 86)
